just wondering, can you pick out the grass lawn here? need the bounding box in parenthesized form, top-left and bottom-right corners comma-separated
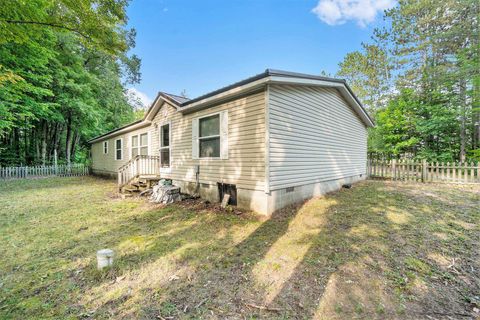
(0, 177, 479, 319)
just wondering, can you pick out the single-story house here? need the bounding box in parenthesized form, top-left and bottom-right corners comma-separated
(88, 69, 374, 215)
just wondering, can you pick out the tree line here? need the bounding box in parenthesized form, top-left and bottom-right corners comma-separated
(335, 0, 479, 162)
(1, 0, 478, 166)
(0, 0, 141, 166)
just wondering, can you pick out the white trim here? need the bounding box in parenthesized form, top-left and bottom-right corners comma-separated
(220, 110, 228, 160)
(159, 121, 172, 173)
(103, 141, 108, 154)
(180, 75, 373, 128)
(114, 138, 123, 161)
(180, 78, 268, 114)
(90, 72, 372, 146)
(131, 132, 149, 159)
(197, 112, 221, 159)
(264, 84, 270, 194)
(88, 121, 151, 144)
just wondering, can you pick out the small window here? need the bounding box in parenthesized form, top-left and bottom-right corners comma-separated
(199, 114, 220, 158)
(131, 133, 148, 158)
(103, 141, 108, 154)
(115, 138, 123, 160)
(160, 123, 170, 168)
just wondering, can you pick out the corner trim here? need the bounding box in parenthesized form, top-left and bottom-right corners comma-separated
(264, 84, 270, 194)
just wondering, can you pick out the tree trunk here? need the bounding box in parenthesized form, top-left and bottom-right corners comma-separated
(459, 80, 467, 162)
(47, 123, 57, 159)
(473, 77, 480, 150)
(35, 127, 40, 164)
(65, 114, 72, 164)
(41, 121, 47, 165)
(71, 130, 79, 162)
(53, 124, 63, 160)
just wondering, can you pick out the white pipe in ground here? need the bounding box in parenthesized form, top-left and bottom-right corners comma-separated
(97, 249, 114, 270)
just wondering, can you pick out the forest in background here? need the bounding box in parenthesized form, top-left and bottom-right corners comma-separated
(0, 0, 479, 166)
(336, 0, 479, 162)
(0, 0, 142, 166)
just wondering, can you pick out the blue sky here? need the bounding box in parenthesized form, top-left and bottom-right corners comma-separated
(126, 0, 395, 106)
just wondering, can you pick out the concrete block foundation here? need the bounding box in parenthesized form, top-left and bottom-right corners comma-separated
(265, 175, 365, 215)
(173, 174, 365, 216)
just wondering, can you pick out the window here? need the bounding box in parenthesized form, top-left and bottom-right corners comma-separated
(199, 114, 220, 158)
(103, 141, 108, 154)
(192, 111, 228, 160)
(115, 138, 123, 160)
(160, 123, 170, 168)
(131, 133, 148, 158)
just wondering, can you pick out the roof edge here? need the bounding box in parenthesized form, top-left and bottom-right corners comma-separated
(87, 119, 148, 144)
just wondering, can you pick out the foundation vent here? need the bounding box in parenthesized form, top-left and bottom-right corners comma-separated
(217, 183, 237, 206)
(286, 186, 295, 193)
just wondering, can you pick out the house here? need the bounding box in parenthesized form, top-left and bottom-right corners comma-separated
(88, 69, 374, 215)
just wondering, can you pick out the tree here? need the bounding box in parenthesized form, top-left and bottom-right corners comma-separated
(376, 0, 480, 161)
(345, 0, 479, 161)
(0, 0, 141, 165)
(337, 43, 393, 114)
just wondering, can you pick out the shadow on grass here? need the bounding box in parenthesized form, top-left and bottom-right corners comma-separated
(2, 178, 478, 319)
(128, 181, 477, 319)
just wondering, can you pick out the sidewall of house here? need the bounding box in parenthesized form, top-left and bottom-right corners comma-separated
(91, 126, 151, 177)
(265, 84, 369, 213)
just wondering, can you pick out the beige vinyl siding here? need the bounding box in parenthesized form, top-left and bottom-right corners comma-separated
(268, 84, 367, 190)
(151, 91, 266, 191)
(91, 127, 151, 174)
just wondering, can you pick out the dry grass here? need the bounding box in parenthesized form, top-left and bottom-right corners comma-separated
(0, 177, 478, 319)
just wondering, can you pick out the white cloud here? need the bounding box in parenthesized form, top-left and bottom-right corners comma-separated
(125, 88, 153, 109)
(312, 0, 396, 27)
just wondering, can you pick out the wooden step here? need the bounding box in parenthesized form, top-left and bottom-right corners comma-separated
(131, 182, 147, 188)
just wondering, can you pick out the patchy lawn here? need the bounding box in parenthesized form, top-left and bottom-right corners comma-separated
(0, 177, 478, 319)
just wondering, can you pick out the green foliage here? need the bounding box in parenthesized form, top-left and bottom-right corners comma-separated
(0, 0, 140, 165)
(342, 0, 480, 162)
(371, 89, 461, 161)
(337, 43, 392, 113)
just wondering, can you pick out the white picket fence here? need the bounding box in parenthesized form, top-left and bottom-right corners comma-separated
(368, 159, 480, 184)
(0, 164, 90, 180)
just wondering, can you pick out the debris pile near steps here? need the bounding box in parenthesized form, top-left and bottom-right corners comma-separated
(149, 179, 182, 204)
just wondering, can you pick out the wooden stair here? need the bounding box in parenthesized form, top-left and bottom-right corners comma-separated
(117, 155, 162, 193)
(121, 176, 162, 194)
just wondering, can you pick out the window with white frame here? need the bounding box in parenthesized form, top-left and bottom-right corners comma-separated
(131, 133, 148, 157)
(160, 123, 170, 168)
(103, 141, 108, 154)
(192, 111, 228, 160)
(115, 138, 123, 160)
(199, 114, 220, 158)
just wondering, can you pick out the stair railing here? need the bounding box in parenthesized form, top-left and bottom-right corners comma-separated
(118, 155, 160, 190)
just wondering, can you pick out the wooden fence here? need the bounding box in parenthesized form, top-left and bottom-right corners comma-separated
(0, 164, 90, 180)
(367, 159, 480, 183)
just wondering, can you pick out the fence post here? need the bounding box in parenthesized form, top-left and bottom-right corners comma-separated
(392, 159, 396, 181)
(422, 159, 427, 183)
(478, 162, 480, 183)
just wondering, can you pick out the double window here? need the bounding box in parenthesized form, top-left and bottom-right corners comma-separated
(160, 123, 170, 168)
(131, 133, 148, 157)
(115, 138, 123, 160)
(199, 114, 220, 158)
